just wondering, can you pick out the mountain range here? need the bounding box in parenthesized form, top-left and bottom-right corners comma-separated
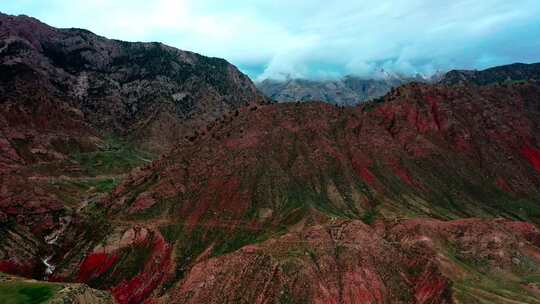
(257, 74, 421, 105)
(258, 63, 540, 105)
(1, 13, 540, 304)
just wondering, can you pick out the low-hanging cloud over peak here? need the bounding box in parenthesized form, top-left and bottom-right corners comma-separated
(2, 0, 540, 80)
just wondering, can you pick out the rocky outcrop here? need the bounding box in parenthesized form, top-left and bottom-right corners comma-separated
(441, 62, 540, 86)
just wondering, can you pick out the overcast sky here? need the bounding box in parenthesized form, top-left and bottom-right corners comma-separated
(2, 0, 540, 80)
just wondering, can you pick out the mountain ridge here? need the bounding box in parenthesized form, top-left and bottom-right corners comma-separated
(441, 62, 540, 86)
(257, 62, 540, 105)
(0, 12, 267, 152)
(75, 80, 540, 303)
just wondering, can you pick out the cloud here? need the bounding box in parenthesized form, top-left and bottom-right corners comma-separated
(2, 0, 540, 80)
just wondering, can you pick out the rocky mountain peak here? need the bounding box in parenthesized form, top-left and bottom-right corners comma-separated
(0, 12, 268, 152)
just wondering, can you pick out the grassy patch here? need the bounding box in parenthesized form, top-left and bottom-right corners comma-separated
(166, 225, 216, 287)
(440, 241, 540, 303)
(0, 281, 62, 304)
(73, 137, 154, 176)
(87, 243, 153, 288)
(116, 244, 154, 280)
(522, 274, 540, 284)
(94, 178, 119, 192)
(361, 208, 378, 225)
(212, 229, 268, 257)
(159, 224, 183, 243)
(453, 278, 540, 304)
(46, 177, 120, 208)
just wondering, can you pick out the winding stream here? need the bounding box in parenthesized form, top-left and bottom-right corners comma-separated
(42, 255, 55, 277)
(41, 216, 71, 279)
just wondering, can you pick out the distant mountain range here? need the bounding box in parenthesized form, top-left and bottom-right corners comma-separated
(258, 63, 540, 105)
(257, 74, 425, 105)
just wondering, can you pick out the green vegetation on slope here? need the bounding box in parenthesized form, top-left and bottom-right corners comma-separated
(0, 279, 62, 304)
(73, 136, 154, 176)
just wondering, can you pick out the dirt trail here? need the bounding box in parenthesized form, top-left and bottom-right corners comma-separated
(29, 174, 126, 183)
